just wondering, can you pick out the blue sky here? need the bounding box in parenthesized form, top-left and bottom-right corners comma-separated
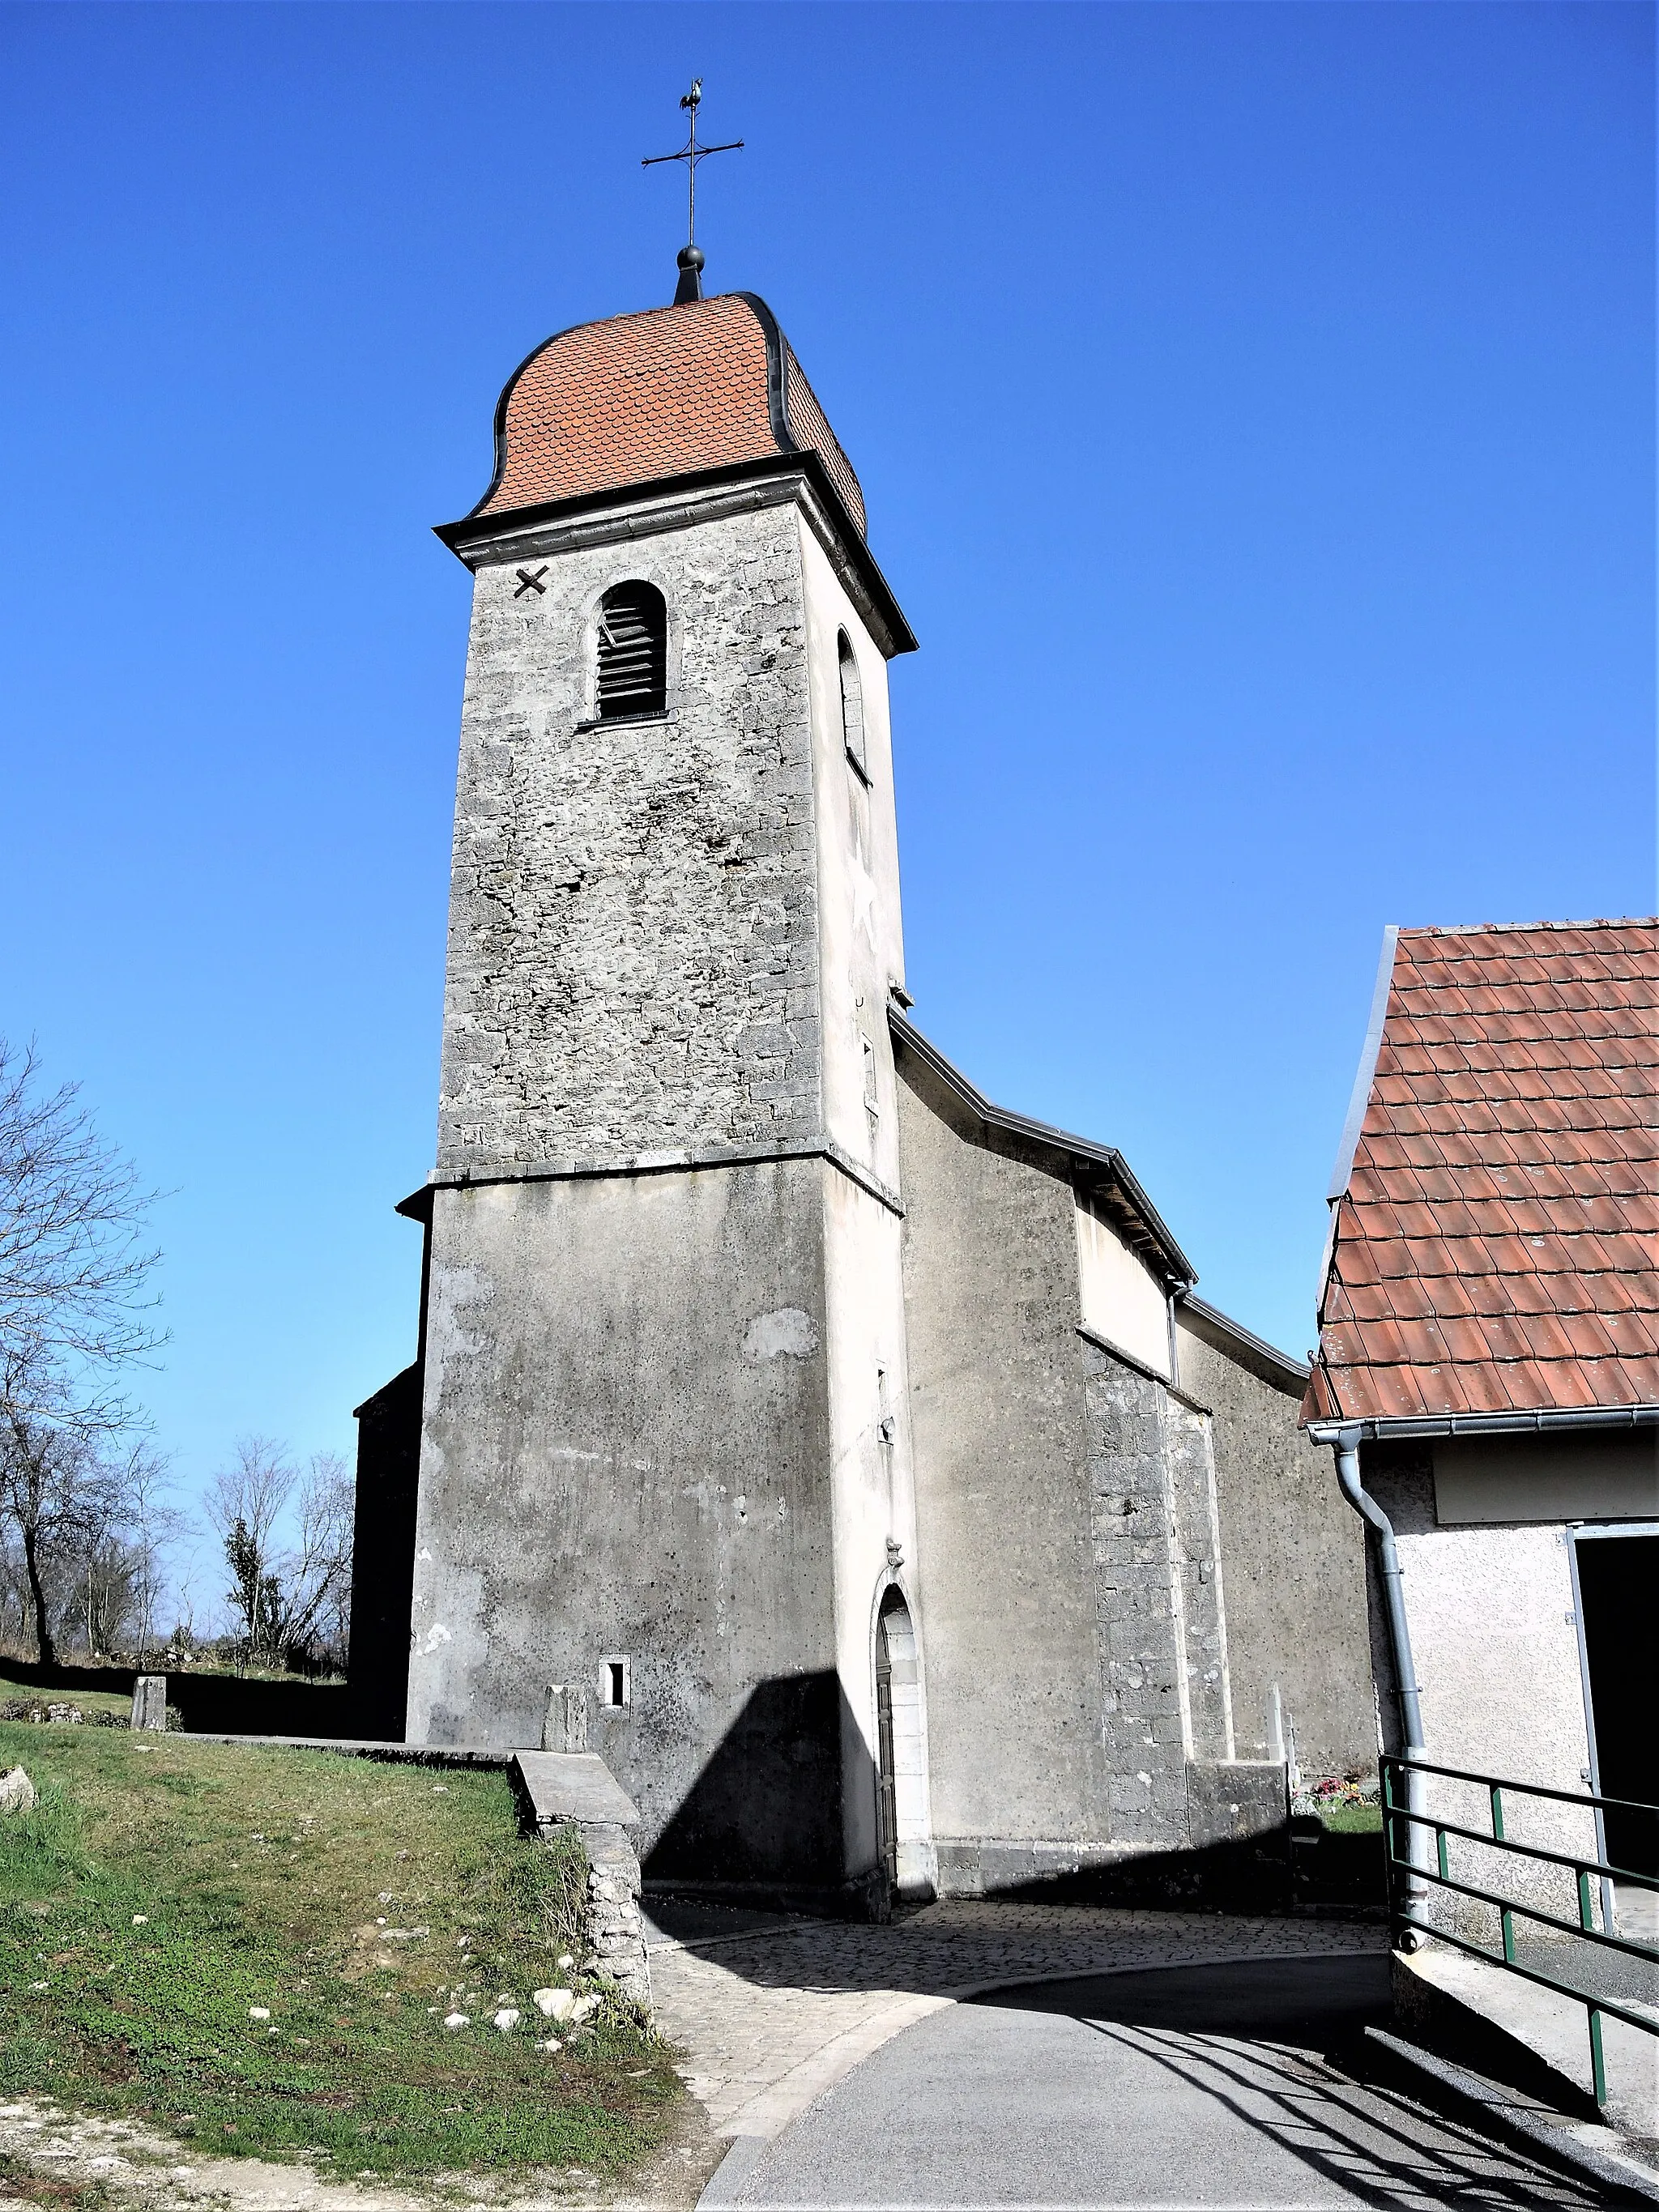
(1, 2, 1652, 1578)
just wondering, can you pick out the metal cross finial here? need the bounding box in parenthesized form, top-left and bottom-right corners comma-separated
(643, 79, 743, 301)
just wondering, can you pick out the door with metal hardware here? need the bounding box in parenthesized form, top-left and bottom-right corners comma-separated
(875, 1610, 898, 1891)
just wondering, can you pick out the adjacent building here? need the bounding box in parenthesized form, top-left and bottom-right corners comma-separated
(1303, 918, 1658, 1927)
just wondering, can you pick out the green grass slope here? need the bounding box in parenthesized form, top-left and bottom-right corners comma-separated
(0, 1718, 680, 2178)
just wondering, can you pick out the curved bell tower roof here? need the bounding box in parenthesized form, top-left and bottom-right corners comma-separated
(464, 292, 868, 540)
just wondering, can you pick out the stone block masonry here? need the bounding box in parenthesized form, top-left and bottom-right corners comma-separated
(579, 1822, 652, 2013)
(438, 503, 823, 1171)
(1085, 1343, 1197, 1848)
(1166, 1398, 1234, 1762)
(510, 1753, 652, 2014)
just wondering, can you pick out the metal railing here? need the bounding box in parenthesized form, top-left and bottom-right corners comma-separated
(1380, 1753, 1659, 2111)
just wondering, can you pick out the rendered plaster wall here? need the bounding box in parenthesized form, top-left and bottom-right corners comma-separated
(817, 1164, 928, 1888)
(798, 522, 906, 1193)
(895, 1056, 1113, 1867)
(795, 517, 928, 1886)
(438, 502, 822, 1170)
(1165, 1396, 1235, 1762)
(1365, 1448, 1598, 1933)
(1177, 1319, 1375, 1779)
(1432, 1431, 1659, 1525)
(1076, 1196, 1171, 1378)
(405, 1161, 848, 1891)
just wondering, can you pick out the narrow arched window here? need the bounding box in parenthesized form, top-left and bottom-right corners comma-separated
(838, 631, 867, 779)
(596, 582, 667, 720)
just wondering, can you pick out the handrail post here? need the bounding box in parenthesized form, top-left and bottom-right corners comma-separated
(1577, 1866, 1609, 2111)
(1491, 1785, 1516, 1964)
(1383, 1751, 1658, 2114)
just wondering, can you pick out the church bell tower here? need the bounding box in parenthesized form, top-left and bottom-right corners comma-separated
(397, 270, 928, 1903)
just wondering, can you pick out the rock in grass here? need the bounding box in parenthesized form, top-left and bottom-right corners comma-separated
(493, 2008, 521, 2033)
(0, 1767, 37, 1814)
(533, 1988, 575, 2022)
(442, 2012, 469, 2031)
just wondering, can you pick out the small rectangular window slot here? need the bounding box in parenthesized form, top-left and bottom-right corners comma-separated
(862, 1034, 880, 1115)
(600, 1656, 631, 1708)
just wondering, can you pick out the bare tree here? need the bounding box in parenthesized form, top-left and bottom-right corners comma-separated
(0, 1409, 122, 1664)
(120, 1442, 180, 1663)
(0, 1040, 165, 1662)
(0, 1038, 164, 1437)
(280, 1452, 355, 1668)
(207, 1437, 295, 1669)
(0, 1529, 32, 1656)
(65, 1528, 143, 1658)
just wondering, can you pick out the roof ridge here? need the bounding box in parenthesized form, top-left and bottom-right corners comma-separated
(1397, 917, 1659, 940)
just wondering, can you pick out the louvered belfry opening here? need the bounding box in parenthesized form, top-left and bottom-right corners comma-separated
(596, 582, 667, 720)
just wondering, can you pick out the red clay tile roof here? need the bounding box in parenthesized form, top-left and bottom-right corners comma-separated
(1303, 919, 1659, 1424)
(469, 292, 867, 538)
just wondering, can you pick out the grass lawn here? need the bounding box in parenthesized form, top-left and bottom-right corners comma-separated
(1319, 1799, 1384, 1835)
(0, 1702, 682, 2180)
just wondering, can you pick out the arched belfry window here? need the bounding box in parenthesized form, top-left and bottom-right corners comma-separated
(838, 631, 868, 779)
(596, 582, 667, 720)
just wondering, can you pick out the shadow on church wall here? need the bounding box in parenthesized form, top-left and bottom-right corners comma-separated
(643, 1669, 867, 1905)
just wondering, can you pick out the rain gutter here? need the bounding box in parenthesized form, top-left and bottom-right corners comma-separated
(1316, 1418, 1431, 1917)
(1306, 1405, 1659, 1446)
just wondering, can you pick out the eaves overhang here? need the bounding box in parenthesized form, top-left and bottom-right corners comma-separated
(433, 449, 918, 659)
(1176, 1292, 1310, 1397)
(889, 1008, 1196, 1293)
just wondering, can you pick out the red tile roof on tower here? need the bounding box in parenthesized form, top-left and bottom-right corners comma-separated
(1303, 918, 1659, 1425)
(467, 292, 868, 539)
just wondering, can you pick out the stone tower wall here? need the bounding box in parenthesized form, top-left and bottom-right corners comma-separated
(406, 1160, 848, 1886)
(405, 476, 922, 1904)
(438, 502, 822, 1171)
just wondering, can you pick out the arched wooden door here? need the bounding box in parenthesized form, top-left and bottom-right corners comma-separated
(876, 1605, 900, 1889)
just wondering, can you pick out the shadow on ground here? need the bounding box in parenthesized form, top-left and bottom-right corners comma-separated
(727, 1954, 1611, 2210)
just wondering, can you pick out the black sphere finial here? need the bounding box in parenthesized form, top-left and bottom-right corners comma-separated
(674, 242, 706, 306)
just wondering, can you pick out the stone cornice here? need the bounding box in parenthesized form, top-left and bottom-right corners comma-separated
(398, 1133, 903, 1221)
(435, 452, 917, 661)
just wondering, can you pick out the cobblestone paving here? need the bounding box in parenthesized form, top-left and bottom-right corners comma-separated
(645, 1900, 1390, 2139)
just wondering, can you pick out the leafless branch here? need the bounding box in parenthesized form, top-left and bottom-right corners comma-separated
(0, 1037, 166, 1434)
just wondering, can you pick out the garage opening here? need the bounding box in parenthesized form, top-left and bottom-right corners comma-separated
(1574, 1530, 1659, 1902)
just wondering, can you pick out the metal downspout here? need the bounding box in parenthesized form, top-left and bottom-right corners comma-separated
(1332, 1423, 1431, 1931)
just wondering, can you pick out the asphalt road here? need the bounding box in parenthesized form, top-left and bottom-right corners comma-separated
(713, 1953, 1615, 2210)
